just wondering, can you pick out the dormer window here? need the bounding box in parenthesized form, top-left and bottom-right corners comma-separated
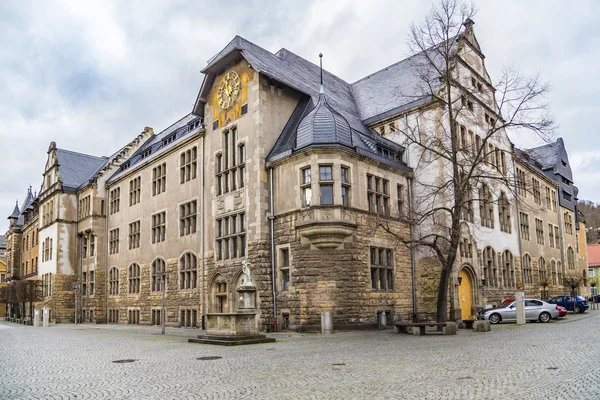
(162, 134, 176, 147)
(140, 148, 152, 159)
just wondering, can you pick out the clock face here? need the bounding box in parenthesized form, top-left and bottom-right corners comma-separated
(217, 71, 241, 110)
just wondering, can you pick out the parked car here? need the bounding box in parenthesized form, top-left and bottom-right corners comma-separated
(589, 294, 600, 303)
(547, 295, 589, 313)
(477, 299, 560, 324)
(501, 297, 515, 306)
(556, 305, 568, 317)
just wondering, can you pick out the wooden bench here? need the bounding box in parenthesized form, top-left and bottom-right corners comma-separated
(394, 322, 447, 335)
(462, 319, 476, 329)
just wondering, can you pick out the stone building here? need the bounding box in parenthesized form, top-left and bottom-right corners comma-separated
(3, 20, 588, 330)
(0, 235, 6, 316)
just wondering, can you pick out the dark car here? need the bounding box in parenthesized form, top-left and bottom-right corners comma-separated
(547, 295, 589, 313)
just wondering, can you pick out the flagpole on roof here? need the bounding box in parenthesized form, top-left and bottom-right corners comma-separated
(319, 53, 324, 94)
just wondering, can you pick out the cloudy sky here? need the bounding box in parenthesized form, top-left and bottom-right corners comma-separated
(1, 0, 599, 233)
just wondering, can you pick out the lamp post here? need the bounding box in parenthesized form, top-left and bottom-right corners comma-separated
(73, 283, 79, 325)
(161, 273, 166, 335)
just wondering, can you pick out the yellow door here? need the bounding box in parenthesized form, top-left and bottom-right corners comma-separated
(458, 269, 474, 319)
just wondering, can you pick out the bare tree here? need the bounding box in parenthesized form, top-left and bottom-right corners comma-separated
(378, 0, 554, 322)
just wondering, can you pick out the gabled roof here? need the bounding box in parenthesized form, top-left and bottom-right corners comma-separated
(55, 149, 108, 191)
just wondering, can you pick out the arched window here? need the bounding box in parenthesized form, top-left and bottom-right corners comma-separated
(522, 254, 532, 285)
(482, 247, 497, 286)
(212, 274, 228, 313)
(557, 261, 563, 285)
(567, 247, 575, 269)
(179, 253, 197, 290)
(538, 257, 547, 284)
(109, 267, 119, 295)
(152, 258, 166, 292)
(502, 250, 514, 287)
(551, 260, 557, 285)
(498, 192, 511, 233)
(479, 184, 494, 228)
(128, 263, 140, 294)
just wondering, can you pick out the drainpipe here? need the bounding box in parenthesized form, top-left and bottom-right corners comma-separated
(104, 193, 109, 324)
(268, 166, 278, 332)
(408, 177, 417, 320)
(200, 130, 206, 330)
(557, 189, 566, 284)
(76, 198, 80, 325)
(511, 156, 525, 292)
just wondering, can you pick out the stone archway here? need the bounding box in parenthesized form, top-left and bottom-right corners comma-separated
(458, 267, 475, 319)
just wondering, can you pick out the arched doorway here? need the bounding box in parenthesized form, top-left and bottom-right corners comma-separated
(458, 268, 474, 319)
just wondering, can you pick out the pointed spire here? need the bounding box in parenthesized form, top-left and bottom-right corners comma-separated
(9, 200, 20, 220)
(319, 53, 324, 94)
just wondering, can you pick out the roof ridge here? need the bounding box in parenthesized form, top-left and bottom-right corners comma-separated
(56, 147, 105, 160)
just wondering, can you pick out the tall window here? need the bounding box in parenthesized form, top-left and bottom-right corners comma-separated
(545, 187, 551, 209)
(551, 190, 557, 211)
(502, 250, 514, 287)
(532, 178, 541, 205)
(79, 195, 91, 219)
(461, 183, 473, 223)
(397, 184, 406, 218)
(238, 143, 246, 189)
(523, 254, 532, 284)
(89, 234, 95, 257)
(367, 175, 390, 215)
(109, 267, 119, 295)
(109, 188, 120, 214)
(216, 128, 242, 195)
(370, 247, 394, 291)
(301, 167, 311, 207)
(179, 253, 197, 290)
(216, 213, 246, 261)
(151, 258, 166, 292)
(535, 218, 544, 245)
(564, 212, 573, 234)
(129, 220, 141, 249)
(279, 247, 290, 291)
(82, 236, 88, 258)
(152, 212, 166, 243)
(341, 166, 350, 207)
(152, 163, 167, 196)
(89, 270, 95, 295)
(109, 228, 119, 255)
(549, 224, 555, 248)
(483, 246, 497, 287)
(179, 200, 197, 236)
(128, 263, 140, 294)
(520, 212, 530, 241)
(180, 147, 197, 184)
(319, 165, 333, 205)
(498, 192, 511, 233)
(554, 226, 560, 248)
(479, 184, 494, 228)
(551, 260, 557, 285)
(538, 257, 547, 284)
(129, 177, 141, 206)
(567, 247, 575, 269)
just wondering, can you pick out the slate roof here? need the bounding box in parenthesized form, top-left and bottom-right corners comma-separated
(296, 93, 353, 150)
(8, 201, 20, 220)
(0, 234, 6, 249)
(107, 113, 201, 184)
(55, 149, 108, 191)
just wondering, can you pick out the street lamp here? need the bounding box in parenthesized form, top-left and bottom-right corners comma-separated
(161, 273, 166, 335)
(73, 283, 79, 325)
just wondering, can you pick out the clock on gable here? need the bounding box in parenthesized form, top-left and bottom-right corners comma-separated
(217, 71, 241, 110)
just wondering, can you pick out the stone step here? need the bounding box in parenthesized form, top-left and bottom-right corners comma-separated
(188, 335, 276, 346)
(196, 334, 268, 341)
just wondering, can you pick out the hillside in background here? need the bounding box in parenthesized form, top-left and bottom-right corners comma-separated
(578, 200, 600, 244)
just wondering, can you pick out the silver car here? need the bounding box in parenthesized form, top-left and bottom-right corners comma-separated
(477, 299, 560, 324)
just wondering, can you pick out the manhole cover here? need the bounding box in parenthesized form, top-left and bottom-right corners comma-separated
(112, 359, 137, 364)
(197, 356, 222, 360)
(547, 367, 559, 370)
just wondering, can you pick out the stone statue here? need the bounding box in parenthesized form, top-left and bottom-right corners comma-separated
(241, 261, 253, 287)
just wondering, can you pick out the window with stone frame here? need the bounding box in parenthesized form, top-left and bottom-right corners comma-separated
(109, 187, 120, 214)
(109, 267, 119, 295)
(370, 247, 394, 291)
(498, 192, 511, 233)
(520, 212, 530, 240)
(108, 309, 119, 323)
(300, 167, 312, 207)
(128, 220, 141, 249)
(180, 309, 198, 327)
(152, 163, 167, 196)
(90, 234, 95, 257)
(564, 212, 573, 234)
(49, 238, 53, 260)
(179, 253, 197, 290)
(397, 184, 406, 219)
(216, 128, 242, 195)
(179, 200, 197, 236)
(567, 247, 575, 270)
(502, 250, 515, 287)
(461, 181, 474, 223)
(180, 147, 197, 184)
(79, 195, 91, 219)
(89, 270, 95, 295)
(82, 271, 87, 295)
(538, 257, 547, 284)
(109, 228, 119, 254)
(551, 190, 557, 211)
(128, 309, 140, 325)
(128, 263, 141, 294)
(319, 165, 333, 205)
(367, 175, 390, 215)
(82, 236, 88, 258)
(278, 247, 290, 291)
(482, 246, 497, 287)
(151, 212, 166, 244)
(216, 213, 246, 261)
(129, 176, 141, 206)
(151, 258, 166, 292)
(535, 218, 544, 245)
(238, 143, 246, 189)
(459, 238, 473, 258)
(151, 309, 162, 326)
(545, 186, 552, 209)
(42, 273, 53, 297)
(549, 224, 555, 248)
(532, 177, 541, 205)
(554, 226, 560, 248)
(216, 153, 223, 195)
(523, 254, 533, 284)
(341, 166, 350, 207)
(479, 184, 494, 228)
(551, 260, 557, 285)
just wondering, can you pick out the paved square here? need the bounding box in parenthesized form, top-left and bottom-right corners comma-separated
(1, 312, 600, 399)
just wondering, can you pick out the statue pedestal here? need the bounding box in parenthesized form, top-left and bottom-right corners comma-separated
(205, 312, 259, 336)
(237, 285, 256, 310)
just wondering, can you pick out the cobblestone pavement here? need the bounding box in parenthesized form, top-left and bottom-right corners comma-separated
(1, 311, 600, 400)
